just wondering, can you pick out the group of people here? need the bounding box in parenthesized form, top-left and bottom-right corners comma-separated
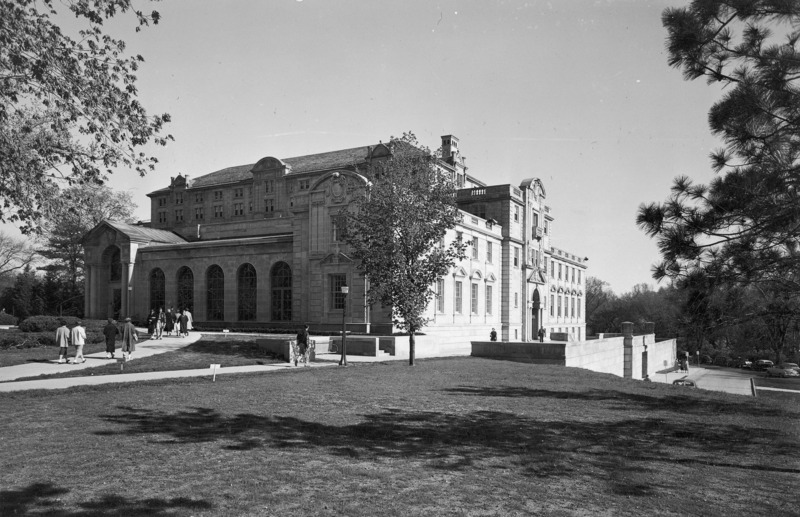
(146, 307, 192, 340)
(55, 317, 139, 364)
(488, 326, 547, 342)
(677, 357, 690, 373)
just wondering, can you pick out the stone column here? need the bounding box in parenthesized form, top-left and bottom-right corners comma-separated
(121, 262, 130, 318)
(643, 321, 655, 335)
(84, 265, 92, 318)
(622, 321, 634, 379)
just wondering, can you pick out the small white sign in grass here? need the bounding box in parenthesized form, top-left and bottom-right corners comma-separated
(210, 364, 221, 381)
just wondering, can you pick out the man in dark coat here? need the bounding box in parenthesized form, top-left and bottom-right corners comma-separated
(102, 318, 119, 359)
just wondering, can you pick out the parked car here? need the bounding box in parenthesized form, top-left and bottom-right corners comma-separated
(672, 379, 697, 388)
(753, 359, 775, 372)
(766, 363, 800, 378)
(735, 359, 753, 369)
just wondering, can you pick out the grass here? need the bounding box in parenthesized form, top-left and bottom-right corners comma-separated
(2, 334, 284, 381)
(0, 357, 798, 516)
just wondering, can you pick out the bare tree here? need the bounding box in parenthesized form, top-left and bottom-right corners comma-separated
(0, 232, 37, 279)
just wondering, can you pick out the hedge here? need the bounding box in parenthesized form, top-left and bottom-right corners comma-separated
(18, 316, 111, 334)
(0, 312, 17, 325)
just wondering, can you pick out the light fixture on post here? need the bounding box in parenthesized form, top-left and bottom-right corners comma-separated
(339, 284, 349, 366)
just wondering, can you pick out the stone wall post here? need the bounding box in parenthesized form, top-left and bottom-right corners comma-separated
(622, 321, 634, 379)
(644, 321, 655, 335)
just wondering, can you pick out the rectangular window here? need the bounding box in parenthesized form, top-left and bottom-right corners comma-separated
(485, 285, 492, 315)
(214, 205, 223, 218)
(545, 220, 549, 234)
(158, 197, 166, 207)
(578, 270, 582, 284)
(265, 198, 274, 213)
(455, 281, 463, 314)
(487, 241, 493, 263)
(214, 190, 223, 201)
(533, 212, 539, 227)
(175, 193, 183, 205)
(456, 231, 463, 243)
(249, 201, 253, 212)
(194, 207, 204, 220)
(195, 193, 204, 203)
(234, 188, 244, 198)
(558, 295, 562, 317)
(551, 260, 555, 278)
(471, 283, 479, 314)
(299, 179, 310, 190)
(514, 248, 519, 268)
(330, 274, 347, 310)
(558, 264, 562, 280)
(514, 292, 518, 308)
(571, 297, 575, 317)
(514, 206, 519, 222)
(578, 298, 581, 318)
(550, 295, 554, 316)
(174, 209, 183, 222)
(234, 203, 244, 216)
(265, 180, 275, 194)
(158, 211, 167, 223)
(332, 214, 347, 242)
(436, 280, 445, 313)
(471, 238, 478, 259)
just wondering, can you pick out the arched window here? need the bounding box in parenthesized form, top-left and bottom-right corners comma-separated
(177, 267, 194, 311)
(207, 265, 225, 321)
(237, 263, 257, 321)
(271, 262, 292, 321)
(149, 268, 165, 311)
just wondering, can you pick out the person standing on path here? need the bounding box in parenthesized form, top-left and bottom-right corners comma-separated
(102, 318, 119, 359)
(296, 324, 310, 367)
(121, 317, 138, 361)
(538, 327, 546, 343)
(184, 307, 193, 332)
(55, 320, 70, 364)
(490, 328, 497, 341)
(70, 320, 87, 364)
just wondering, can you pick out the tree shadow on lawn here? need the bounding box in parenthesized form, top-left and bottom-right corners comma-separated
(0, 482, 212, 516)
(442, 385, 791, 417)
(96, 404, 800, 493)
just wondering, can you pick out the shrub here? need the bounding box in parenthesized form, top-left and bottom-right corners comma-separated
(0, 312, 18, 325)
(18, 316, 112, 334)
(0, 331, 56, 349)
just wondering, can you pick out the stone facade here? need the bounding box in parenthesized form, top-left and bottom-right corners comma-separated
(82, 135, 587, 343)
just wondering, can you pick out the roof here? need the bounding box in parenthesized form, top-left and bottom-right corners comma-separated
(101, 220, 187, 244)
(149, 144, 380, 195)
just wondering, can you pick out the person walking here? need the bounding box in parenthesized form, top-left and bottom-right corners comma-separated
(146, 309, 156, 339)
(102, 318, 119, 359)
(70, 320, 87, 364)
(179, 309, 188, 337)
(55, 320, 70, 364)
(164, 306, 175, 336)
(156, 307, 165, 339)
(121, 317, 138, 361)
(538, 327, 546, 343)
(184, 307, 193, 332)
(295, 324, 310, 367)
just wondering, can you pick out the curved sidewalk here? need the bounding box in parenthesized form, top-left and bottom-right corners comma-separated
(0, 332, 400, 393)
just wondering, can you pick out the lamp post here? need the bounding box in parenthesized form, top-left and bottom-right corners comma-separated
(339, 285, 349, 366)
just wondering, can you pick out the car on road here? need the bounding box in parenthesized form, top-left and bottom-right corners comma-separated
(753, 359, 775, 372)
(672, 379, 697, 387)
(766, 363, 800, 378)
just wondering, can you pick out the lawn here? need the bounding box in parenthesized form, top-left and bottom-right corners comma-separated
(1, 334, 285, 381)
(0, 357, 797, 516)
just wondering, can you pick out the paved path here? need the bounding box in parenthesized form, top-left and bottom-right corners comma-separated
(0, 332, 407, 392)
(651, 365, 755, 396)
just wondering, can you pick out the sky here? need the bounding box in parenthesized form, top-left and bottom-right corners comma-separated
(8, 0, 726, 295)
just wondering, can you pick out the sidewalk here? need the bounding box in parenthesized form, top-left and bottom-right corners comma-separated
(0, 332, 406, 393)
(650, 365, 755, 396)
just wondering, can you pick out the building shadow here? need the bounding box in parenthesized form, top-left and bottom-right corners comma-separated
(0, 482, 212, 516)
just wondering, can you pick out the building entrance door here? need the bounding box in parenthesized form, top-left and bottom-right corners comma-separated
(111, 289, 121, 320)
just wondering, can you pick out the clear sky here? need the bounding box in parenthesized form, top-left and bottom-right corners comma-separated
(11, 0, 726, 295)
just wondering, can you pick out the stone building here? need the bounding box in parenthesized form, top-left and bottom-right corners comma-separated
(82, 135, 587, 344)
